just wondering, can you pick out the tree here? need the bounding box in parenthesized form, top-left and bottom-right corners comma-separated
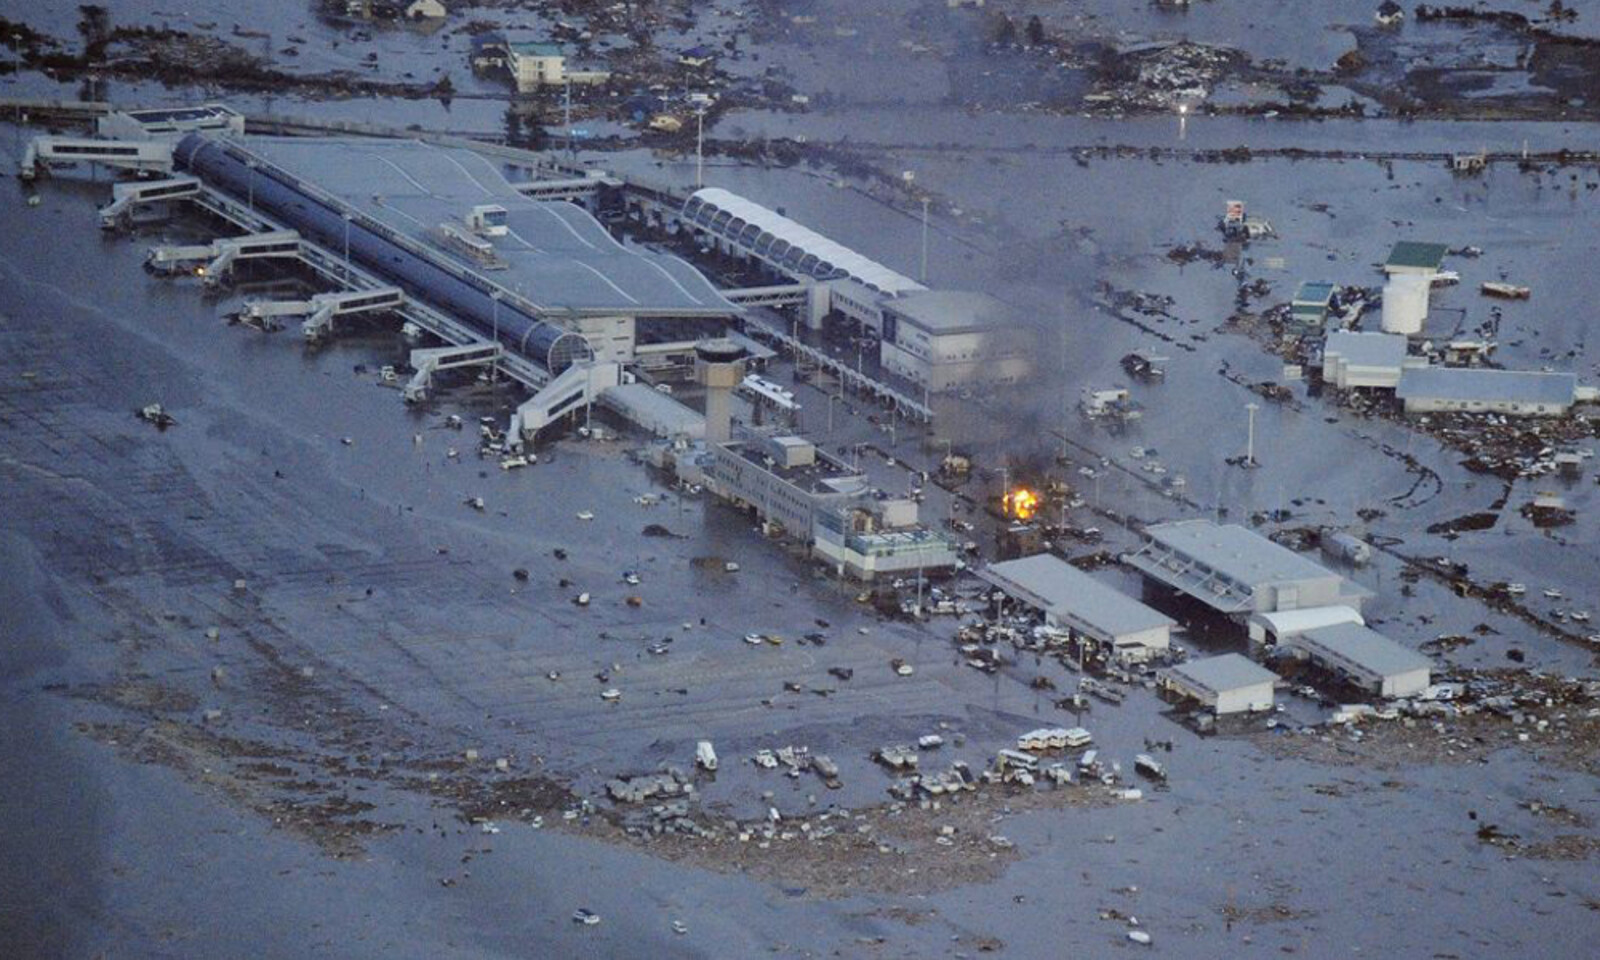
(1025, 15, 1046, 47)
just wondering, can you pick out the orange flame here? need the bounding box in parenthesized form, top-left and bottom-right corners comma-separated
(1004, 487, 1040, 521)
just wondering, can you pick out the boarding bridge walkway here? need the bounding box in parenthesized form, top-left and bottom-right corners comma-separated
(509, 175, 612, 202)
(99, 175, 200, 228)
(145, 229, 304, 285)
(723, 283, 813, 308)
(403, 342, 505, 403)
(185, 185, 551, 390)
(21, 136, 174, 179)
(509, 361, 621, 442)
(237, 287, 406, 342)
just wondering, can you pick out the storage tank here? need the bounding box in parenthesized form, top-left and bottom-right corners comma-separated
(173, 134, 592, 373)
(1380, 273, 1430, 337)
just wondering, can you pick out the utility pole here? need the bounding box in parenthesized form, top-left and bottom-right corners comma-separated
(490, 290, 502, 378)
(564, 79, 573, 160)
(695, 107, 706, 189)
(1245, 401, 1260, 467)
(919, 196, 931, 283)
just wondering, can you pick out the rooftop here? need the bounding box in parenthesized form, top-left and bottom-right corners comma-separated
(231, 137, 735, 318)
(1293, 281, 1337, 305)
(1385, 241, 1449, 271)
(1140, 520, 1342, 589)
(1397, 367, 1577, 405)
(727, 439, 866, 495)
(686, 187, 926, 296)
(1324, 330, 1407, 368)
(1165, 654, 1278, 695)
(509, 42, 564, 57)
(1251, 605, 1365, 638)
(981, 554, 1174, 640)
(1296, 623, 1432, 679)
(884, 289, 1014, 335)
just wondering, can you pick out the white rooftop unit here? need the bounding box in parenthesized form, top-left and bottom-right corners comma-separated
(1160, 654, 1277, 715)
(1282, 622, 1432, 699)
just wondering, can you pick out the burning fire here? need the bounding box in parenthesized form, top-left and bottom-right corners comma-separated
(1003, 487, 1040, 521)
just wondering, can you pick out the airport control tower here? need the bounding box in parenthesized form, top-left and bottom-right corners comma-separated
(695, 338, 748, 443)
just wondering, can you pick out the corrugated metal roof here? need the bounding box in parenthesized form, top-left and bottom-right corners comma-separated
(1165, 654, 1277, 695)
(1141, 520, 1341, 589)
(1296, 623, 1432, 680)
(1324, 330, 1406, 368)
(1397, 367, 1577, 405)
(981, 554, 1174, 640)
(687, 187, 925, 296)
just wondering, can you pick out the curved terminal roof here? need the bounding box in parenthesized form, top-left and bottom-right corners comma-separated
(685, 187, 925, 297)
(234, 137, 736, 318)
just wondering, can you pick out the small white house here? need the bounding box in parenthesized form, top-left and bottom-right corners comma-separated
(1160, 654, 1278, 715)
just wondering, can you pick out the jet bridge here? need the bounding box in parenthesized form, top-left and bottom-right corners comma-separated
(21, 136, 174, 180)
(99, 175, 201, 229)
(403, 342, 504, 402)
(508, 361, 622, 444)
(237, 287, 405, 341)
(145, 230, 302, 283)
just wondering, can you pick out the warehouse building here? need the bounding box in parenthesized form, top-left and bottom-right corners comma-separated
(980, 554, 1175, 664)
(1278, 622, 1432, 699)
(1159, 654, 1278, 715)
(878, 290, 1032, 392)
(1321, 330, 1411, 390)
(1122, 520, 1370, 618)
(1396, 367, 1583, 417)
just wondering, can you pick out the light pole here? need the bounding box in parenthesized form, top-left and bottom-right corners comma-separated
(564, 79, 573, 160)
(695, 107, 706, 189)
(341, 213, 352, 283)
(1245, 401, 1260, 467)
(490, 290, 503, 378)
(919, 195, 930, 283)
(1178, 102, 1189, 141)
